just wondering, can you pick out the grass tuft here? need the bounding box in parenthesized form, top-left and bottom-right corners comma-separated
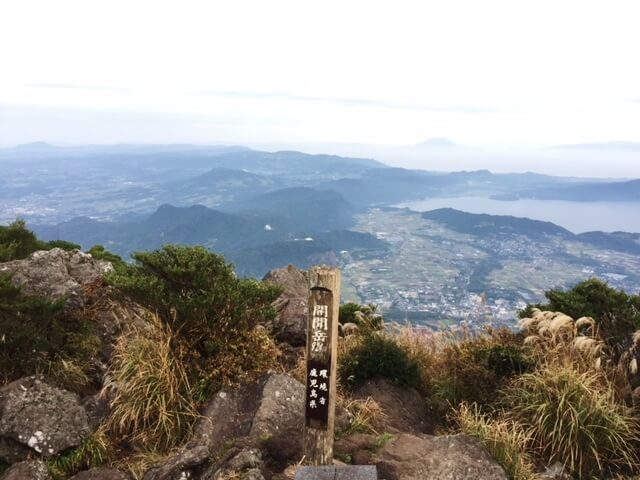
(505, 364, 640, 478)
(105, 313, 197, 452)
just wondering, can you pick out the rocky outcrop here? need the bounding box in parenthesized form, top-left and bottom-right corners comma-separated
(262, 265, 309, 346)
(0, 248, 112, 308)
(0, 376, 91, 463)
(144, 373, 305, 480)
(69, 467, 131, 480)
(353, 378, 433, 434)
(200, 447, 265, 480)
(0, 460, 51, 480)
(375, 433, 508, 480)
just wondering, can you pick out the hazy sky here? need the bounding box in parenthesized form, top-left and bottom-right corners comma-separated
(1, 1, 640, 158)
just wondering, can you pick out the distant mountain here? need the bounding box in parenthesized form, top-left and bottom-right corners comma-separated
(223, 187, 357, 233)
(500, 179, 640, 203)
(576, 231, 640, 255)
(421, 208, 640, 258)
(422, 208, 573, 238)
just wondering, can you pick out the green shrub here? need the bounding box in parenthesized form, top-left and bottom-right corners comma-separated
(88, 245, 125, 268)
(521, 279, 640, 359)
(107, 245, 281, 396)
(339, 302, 383, 332)
(339, 333, 423, 390)
(0, 274, 98, 388)
(46, 239, 81, 251)
(430, 333, 531, 415)
(0, 219, 49, 261)
(505, 364, 640, 478)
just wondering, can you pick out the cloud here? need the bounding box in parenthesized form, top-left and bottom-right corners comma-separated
(194, 90, 501, 114)
(27, 83, 131, 93)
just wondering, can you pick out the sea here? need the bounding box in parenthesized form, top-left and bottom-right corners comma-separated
(394, 197, 640, 234)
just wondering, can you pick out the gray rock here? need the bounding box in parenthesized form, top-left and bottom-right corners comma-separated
(70, 467, 131, 480)
(539, 462, 571, 480)
(250, 374, 305, 439)
(202, 448, 265, 480)
(262, 265, 309, 346)
(0, 376, 91, 462)
(144, 373, 305, 480)
(353, 378, 433, 434)
(375, 433, 508, 480)
(0, 460, 51, 480)
(295, 466, 377, 480)
(0, 248, 112, 307)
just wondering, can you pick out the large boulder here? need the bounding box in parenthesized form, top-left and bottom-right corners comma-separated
(0, 376, 91, 463)
(0, 248, 113, 308)
(0, 460, 51, 480)
(144, 373, 305, 480)
(353, 378, 433, 434)
(375, 433, 508, 480)
(262, 265, 309, 346)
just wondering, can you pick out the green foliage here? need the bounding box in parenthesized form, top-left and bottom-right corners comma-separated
(88, 245, 125, 268)
(0, 219, 49, 261)
(505, 364, 640, 478)
(430, 333, 531, 415)
(339, 302, 384, 332)
(521, 279, 640, 358)
(0, 274, 98, 388)
(107, 245, 281, 395)
(339, 302, 362, 325)
(339, 333, 423, 390)
(46, 239, 81, 251)
(47, 426, 114, 480)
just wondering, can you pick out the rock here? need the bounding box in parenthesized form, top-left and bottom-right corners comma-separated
(0, 460, 51, 480)
(0, 376, 91, 462)
(353, 378, 433, 434)
(262, 265, 309, 346)
(539, 462, 571, 480)
(0, 248, 112, 308)
(203, 448, 265, 480)
(145, 373, 304, 480)
(375, 433, 507, 480)
(334, 433, 377, 465)
(70, 467, 131, 480)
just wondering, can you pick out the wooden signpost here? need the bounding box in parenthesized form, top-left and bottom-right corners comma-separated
(304, 266, 341, 465)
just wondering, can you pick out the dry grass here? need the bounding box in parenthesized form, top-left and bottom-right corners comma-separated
(340, 396, 387, 436)
(104, 313, 198, 452)
(505, 364, 640, 478)
(455, 403, 540, 480)
(115, 450, 168, 480)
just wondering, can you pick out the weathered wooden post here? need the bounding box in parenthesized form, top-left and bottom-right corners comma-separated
(304, 266, 341, 465)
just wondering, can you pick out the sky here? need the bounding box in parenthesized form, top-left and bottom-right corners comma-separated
(1, 0, 640, 175)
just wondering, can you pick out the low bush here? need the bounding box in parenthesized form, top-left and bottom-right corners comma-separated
(504, 364, 640, 478)
(521, 279, 640, 359)
(0, 274, 99, 388)
(107, 245, 282, 397)
(88, 245, 126, 268)
(428, 330, 531, 416)
(339, 332, 423, 391)
(339, 302, 383, 332)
